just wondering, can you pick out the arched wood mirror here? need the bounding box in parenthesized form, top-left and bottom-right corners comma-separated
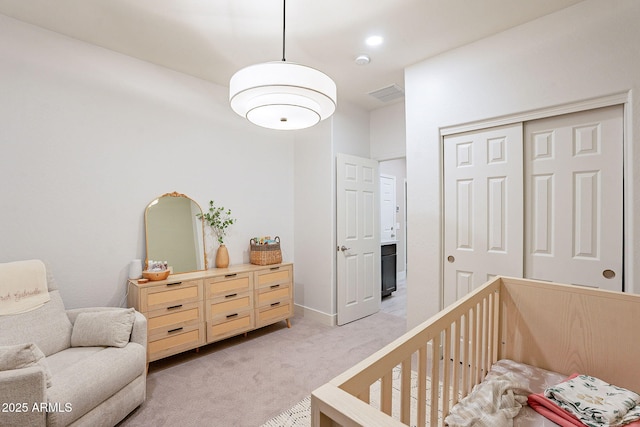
(145, 192, 207, 273)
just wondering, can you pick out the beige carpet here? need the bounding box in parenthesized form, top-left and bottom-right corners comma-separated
(260, 367, 444, 427)
(118, 310, 407, 426)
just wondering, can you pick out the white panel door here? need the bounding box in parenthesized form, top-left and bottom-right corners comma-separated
(524, 105, 623, 291)
(380, 174, 397, 242)
(443, 124, 524, 307)
(336, 153, 381, 325)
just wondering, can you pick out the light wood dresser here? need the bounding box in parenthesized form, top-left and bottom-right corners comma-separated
(127, 263, 293, 362)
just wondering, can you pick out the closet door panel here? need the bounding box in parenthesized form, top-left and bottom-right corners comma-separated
(443, 124, 524, 307)
(524, 105, 623, 291)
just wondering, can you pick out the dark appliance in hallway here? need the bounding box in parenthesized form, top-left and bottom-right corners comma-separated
(381, 243, 397, 297)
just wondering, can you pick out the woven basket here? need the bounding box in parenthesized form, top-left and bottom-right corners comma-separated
(250, 236, 282, 265)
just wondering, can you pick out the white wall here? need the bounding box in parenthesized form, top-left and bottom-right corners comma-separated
(370, 102, 406, 160)
(293, 121, 334, 322)
(0, 15, 295, 309)
(333, 101, 371, 159)
(405, 0, 640, 328)
(293, 100, 370, 325)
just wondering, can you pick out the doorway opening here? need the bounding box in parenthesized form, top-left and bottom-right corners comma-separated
(379, 158, 407, 318)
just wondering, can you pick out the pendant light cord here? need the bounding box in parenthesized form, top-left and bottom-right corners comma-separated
(282, 0, 286, 62)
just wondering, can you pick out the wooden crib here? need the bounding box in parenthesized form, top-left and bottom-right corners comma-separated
(311, 276, 640, 426)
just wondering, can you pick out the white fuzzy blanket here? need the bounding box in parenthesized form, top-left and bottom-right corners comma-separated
(0, 259, 50, 315)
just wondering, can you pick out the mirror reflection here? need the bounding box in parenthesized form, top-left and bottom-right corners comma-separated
(145, 192, 206, 274)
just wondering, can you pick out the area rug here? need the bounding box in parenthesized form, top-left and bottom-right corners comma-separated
(260, 367, 444, 427)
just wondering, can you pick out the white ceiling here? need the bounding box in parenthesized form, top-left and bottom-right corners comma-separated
(0, 0, 584, 111)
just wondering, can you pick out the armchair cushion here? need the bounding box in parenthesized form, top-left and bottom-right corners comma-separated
(0, 343, 52, 387)
(46, 343, 145, 427)
(0, 366, 47, 426)
(71, 308, 135, 348)
(0, 290, 72, 356)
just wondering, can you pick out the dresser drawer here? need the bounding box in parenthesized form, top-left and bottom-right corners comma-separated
(148, 323, 205, 362)
(255, 283, 291, 308)
(255, 300, 292, 328)
(207, 309, 254, 342)
(206, 291, 253, 318)
(141, 279, 203, 312)
(206, 272, 252, 298)
(147, 301, 202, 337)
(255, 265, 292, 290)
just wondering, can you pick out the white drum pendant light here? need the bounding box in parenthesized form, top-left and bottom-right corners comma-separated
(229, 1, 337, 130)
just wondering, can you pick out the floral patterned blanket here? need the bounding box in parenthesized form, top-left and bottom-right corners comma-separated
(545, 375, 640, 427)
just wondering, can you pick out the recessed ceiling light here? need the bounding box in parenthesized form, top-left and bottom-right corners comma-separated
(365, 35, 384, 47)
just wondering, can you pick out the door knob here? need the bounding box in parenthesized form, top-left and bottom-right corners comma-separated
(602, 269, 615, 279)
(340, 245, 351, 252)
(447, 255, 455, 263)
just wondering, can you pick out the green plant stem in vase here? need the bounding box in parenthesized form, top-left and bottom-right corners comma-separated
(197, 200, 236, 267)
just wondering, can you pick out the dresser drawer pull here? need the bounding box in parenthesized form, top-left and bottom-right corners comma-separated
(270, 302, 281, 307)
(166, 282, 183, 287)
(225, 273, 237, 278)
(225, 293, 238, 298)
(167, 327, 183, 333)
(226, 313, 239, 319)
(167, 304, 183, 310)
(270, 284, 280, 289)
(269, 266, 280, 271)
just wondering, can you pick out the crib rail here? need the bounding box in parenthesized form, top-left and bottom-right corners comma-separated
(311, 278, 502, 427)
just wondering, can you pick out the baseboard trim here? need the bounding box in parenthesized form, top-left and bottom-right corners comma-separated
(294, 303, 336, 326)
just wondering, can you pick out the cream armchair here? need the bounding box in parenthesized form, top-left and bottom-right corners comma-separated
(0, 260, 147, 427)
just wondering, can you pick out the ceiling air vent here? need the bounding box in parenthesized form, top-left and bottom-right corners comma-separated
(368, 84, 405, 103)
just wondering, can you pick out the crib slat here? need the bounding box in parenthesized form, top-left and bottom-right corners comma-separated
(452, 319, 461, 408)
(474, 302, 482, 385)
(442, 324, 452, 421)
(486, 293, 493, 375)
(469, 307, 477, 393)
(418, 344, 427, 426)
(400, 358, 411, 424)
(381, 370, 392, 416)
(485, 294, 492, 374)
(480, 297, 487, 380)
(491, 289, 500, 365)
(430, 335, 440, 427)
(462, 312, 469, 395)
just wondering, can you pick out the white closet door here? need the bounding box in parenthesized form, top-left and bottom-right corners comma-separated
(443, 124, 524, 307)
(524, 105, 623, 291)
